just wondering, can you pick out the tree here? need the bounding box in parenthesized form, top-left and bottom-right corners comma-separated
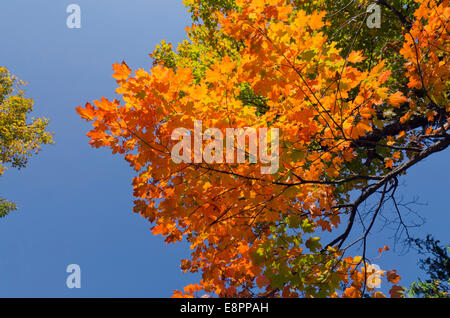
(0, 67, 54, 218)
(405, 235, 449, 298)
(77, 0, 449, 297)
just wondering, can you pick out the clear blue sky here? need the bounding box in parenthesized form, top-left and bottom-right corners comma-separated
(0, 0, 448, 297)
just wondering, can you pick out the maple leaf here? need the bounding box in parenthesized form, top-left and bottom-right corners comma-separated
(389, 285, 405, 298)
(256, 275, 270, 289)
(386, 270, 401, 284)
(388, 91, 408, 108)
(112, 61, 131, 80)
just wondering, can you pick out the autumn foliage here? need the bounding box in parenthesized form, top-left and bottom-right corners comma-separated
(0, 67, 53, 217)
(77, 0, 449, 298)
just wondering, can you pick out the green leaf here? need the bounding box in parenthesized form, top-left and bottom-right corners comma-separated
(305, 237, 322, 252)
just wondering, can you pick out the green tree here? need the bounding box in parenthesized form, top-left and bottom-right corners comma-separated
(406, 235, 449, 298)
(0, 67, 54, 218)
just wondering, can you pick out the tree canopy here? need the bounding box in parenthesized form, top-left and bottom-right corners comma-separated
(77, 0, 449, 298)
(0, 67, 54, 218)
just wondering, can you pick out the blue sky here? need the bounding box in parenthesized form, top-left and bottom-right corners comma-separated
(0, 0, 448, 297)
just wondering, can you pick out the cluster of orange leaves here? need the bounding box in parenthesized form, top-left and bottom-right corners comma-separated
(77, 0, 448, 297)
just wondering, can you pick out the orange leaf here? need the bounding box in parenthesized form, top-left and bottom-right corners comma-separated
(76, 102, 96, 121)
(386, 270, 401, 284)
(388, 91, 408, 108)
(389, 285, 405, 298)
(385, 159, 394, 169)
(348, 50, 365, 63)
(112, 61, 131, 80)
(343, 286, 361, 298)
(256, 275, 270, 289)
(372, 291, 387, 298)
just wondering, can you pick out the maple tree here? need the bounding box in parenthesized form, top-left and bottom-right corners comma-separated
(77, 0, 449, 298)
(0, 67, 54, 218)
